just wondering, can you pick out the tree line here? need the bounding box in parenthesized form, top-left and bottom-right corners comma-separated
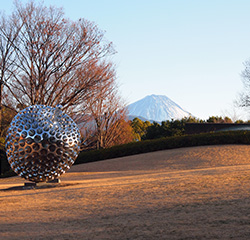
(130, 116, 250, 141)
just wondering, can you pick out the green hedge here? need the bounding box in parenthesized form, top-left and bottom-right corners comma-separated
(75, 130, 250, 165)
(1, 131, 250, 177)
(0, 148, 15, 178)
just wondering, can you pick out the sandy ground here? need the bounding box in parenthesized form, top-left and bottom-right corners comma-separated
(1, 144, 250, 239)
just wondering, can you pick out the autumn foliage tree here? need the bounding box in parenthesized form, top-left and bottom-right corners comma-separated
(79, 66, 133, 149)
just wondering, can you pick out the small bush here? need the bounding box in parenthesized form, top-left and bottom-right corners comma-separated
(0, 148, 16, 178)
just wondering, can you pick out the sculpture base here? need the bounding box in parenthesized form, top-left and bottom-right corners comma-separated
(24, 178, 61, 187)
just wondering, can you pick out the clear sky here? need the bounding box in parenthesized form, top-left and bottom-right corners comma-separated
(2, 0, 250, 120)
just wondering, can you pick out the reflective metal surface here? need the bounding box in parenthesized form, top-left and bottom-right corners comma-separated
(5, 105, 81, 182)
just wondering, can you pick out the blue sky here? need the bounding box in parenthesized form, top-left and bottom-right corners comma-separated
(2, 0, 250, 120)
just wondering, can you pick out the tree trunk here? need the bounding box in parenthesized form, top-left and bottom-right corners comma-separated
(0, 82, 3, 134)
(0, 82, 2, 176)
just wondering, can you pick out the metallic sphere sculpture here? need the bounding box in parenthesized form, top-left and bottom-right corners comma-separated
(5, 105, 81, 182)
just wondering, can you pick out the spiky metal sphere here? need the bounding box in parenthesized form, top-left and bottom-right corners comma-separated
(5, 105, 81, 182)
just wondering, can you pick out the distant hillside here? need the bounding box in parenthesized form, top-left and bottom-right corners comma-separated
(127, 94, 191, 122)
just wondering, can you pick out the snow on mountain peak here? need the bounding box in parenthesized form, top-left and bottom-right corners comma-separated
(127, 94, 191, 122)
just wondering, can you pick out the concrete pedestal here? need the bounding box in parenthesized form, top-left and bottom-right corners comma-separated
(24, 178, 61, 187)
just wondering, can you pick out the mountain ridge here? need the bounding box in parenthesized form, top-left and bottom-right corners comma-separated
(127, 94, 191, 122)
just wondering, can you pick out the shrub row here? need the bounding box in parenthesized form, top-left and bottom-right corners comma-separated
(75, 130, 250, 165)
(1, 130, 250, 177)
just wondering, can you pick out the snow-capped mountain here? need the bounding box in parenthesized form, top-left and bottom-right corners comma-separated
(127, 94, 191, 122)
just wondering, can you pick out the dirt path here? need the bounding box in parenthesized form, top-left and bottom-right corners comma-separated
(1, 145, 250, 239)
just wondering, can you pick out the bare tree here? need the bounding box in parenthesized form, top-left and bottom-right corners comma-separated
(221, 103, 247, 122)
(0, 12, 22, 130)
(2, 0, 115, 115)
(237, 59, 250, 113)
(83, 95, 133, 150)
(101, 108, 134, 148)
(80, 68, 133, 150)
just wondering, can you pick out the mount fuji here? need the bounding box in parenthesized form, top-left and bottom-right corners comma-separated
(127, 94, 191, 122)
